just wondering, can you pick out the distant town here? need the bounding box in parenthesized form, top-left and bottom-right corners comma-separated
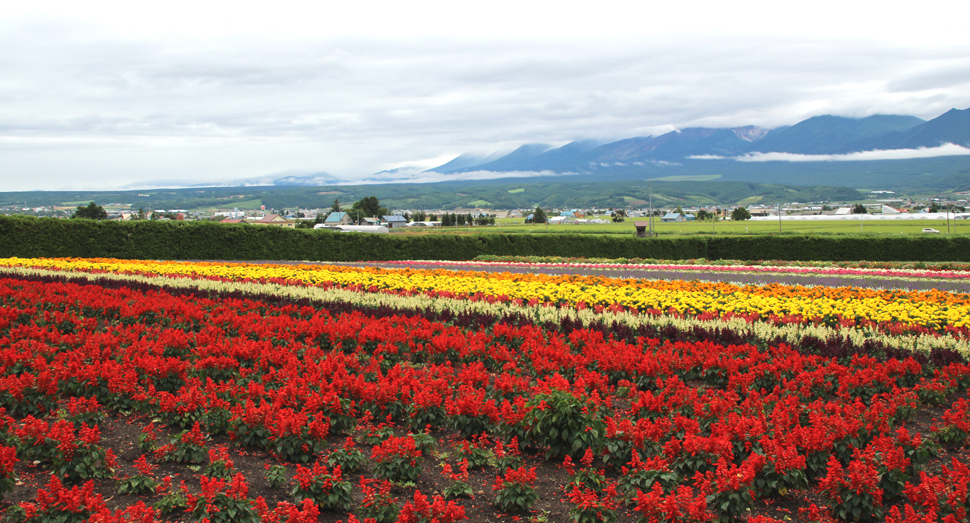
(4, 191, 968, 227)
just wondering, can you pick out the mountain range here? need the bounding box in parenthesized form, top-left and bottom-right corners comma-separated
(428, 107, 970, 175)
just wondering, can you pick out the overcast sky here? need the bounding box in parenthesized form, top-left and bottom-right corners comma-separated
(2, 0, 969, 191)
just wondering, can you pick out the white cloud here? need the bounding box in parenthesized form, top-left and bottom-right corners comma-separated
(689, 144, 970, 162)
(353, 168, 568, 185)
(1, 1, 970, 190)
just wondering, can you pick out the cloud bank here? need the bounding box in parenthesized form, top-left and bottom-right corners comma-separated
(1, 1, 970, 190)
(689, 143, 970, 162)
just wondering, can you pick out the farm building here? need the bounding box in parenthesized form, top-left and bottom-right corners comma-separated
(325, 212, 354, 225)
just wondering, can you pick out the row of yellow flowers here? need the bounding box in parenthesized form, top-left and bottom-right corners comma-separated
(3, 264, 966, 357)
(2, 257, 969, 329)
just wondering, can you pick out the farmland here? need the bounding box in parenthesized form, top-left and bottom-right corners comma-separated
(403, 217, 970, 237)
(1, 257, 970, 523)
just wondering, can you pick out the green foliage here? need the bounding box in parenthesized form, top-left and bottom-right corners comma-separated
(372, 436, 423, 483)
(731, 207, 751, 221)
(350, 196, 387, 219)
(454, 437, 494, 469)
(521, 389, 605, 460)
(188, 476, 261, 523)
(272, 434, 325, 464)
(530, 207, 548, 224)
(264, 464, 288, 489)
(51, 436, 114, 483)
(72, 202, 108, 220)
(493, 480, 538, 512)
(154, 483, 189, 515)
(409, 432, 437, 454)
(204, 460, 235, 481)
(117, 474, 158, 496)
(291, 463, 354, 512)
(357, 478, 400, 523)
(325, 438, 367, 473)
(3, 215, 970, 262)
(158, 424, 209, 464)
(442, 480, 474, 500)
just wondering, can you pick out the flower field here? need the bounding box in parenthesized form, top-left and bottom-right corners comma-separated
(1, 257, 970, 522)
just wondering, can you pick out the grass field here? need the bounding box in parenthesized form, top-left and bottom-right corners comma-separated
(396, 217, 970, 236)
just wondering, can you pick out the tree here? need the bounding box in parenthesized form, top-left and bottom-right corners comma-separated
(350, 196, 386, 219)
(852, 203, 868, 214)
(331, 199, 341, 213)
(611, 209, 626, 223)
(696, 209, 711, 221)
(72, 202, 107, 220)
(731, 207, 751, 221)
(295, 214, 324, 229)
(532, 207, 547, 224)
(929, 201, 941, 213)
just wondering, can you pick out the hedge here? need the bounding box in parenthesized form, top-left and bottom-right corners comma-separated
(1, 216, 968, 262)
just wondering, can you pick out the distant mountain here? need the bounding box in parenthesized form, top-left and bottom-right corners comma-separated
(421, 109, 970, 182)
(430, 127, 771, 174)
(269, 171, 345, 186)
(745, 114, 925, 154)
(445, 143, 554, 173)
(869, 107, 970, 149)
(426, 151, 511, 173)
(577, 127, 756, 163)
(510, 139, 602, 172)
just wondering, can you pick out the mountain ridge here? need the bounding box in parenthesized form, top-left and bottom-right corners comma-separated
(428, 109, 967, 175)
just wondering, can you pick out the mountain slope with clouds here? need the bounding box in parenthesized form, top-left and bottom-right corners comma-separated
(425, 108, 969, 179)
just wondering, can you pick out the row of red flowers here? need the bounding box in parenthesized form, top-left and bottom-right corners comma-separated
(2, 276, 970, 522)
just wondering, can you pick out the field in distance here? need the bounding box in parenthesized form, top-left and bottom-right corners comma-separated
(395, 217, 970, 236)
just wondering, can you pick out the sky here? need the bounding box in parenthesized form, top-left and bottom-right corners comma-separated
(2, 0, 970, 191)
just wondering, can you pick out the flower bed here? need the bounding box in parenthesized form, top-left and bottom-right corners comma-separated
(1, 259, 970, 522)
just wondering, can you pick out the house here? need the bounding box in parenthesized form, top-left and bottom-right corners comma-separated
(324, 212, 354, 225)
(220, 218, 246, 224)
(661, 212, 684, 222)
(253, 214, 296, 228)
(382, 215, 408, 229)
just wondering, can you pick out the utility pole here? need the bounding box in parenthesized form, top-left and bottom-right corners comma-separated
(648, 179, 654, 237)
(778, 203, 782, 233)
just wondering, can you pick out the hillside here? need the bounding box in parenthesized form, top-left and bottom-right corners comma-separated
(0, 180, 864, 213)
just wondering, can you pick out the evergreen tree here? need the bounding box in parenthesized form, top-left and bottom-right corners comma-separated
(532, 206, 547, 224)
(731, 207, 751, 221)
(72, 202, 108, 220)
